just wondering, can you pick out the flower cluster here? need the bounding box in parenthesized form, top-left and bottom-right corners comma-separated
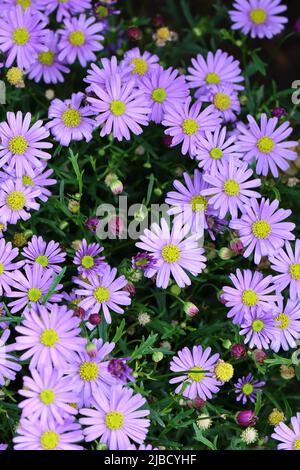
(0, 0, 298, 453)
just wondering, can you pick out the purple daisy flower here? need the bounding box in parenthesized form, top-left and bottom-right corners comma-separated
(0, 163, 57, 204)
(0, 111, 52, 177)
(234, 373, 265, 404)
(269, 240, 300, 301)
(47, 92, 95, 147)
(88, 73, 151, 141)
(206, 84, 241, 123)
(136, 218, 207, 289)
(0, 5, 49, 70)
(79, 384, 150, 450)
(0, 328, 21, 386)
(7, 264, 62, 313)
(14, 304, 86, 370)
(84, 56, 130, 93)
(73, 238, 106, 279)
(169, 345, 221, 400)
(196, 126, 242, 174)
(18, 366, 79, 426)
(272, 413, 300, 450)
(28, 31, 70, 84)
(132, 252, 156, 271)
(22, 235, 66, 274)
(57, 14, 104, 67)
(271, 298, 300, 352)
(162, 97, 222, 157)
(187, 49, 244, 99)
(74, 265, 131, 324)
(64, 339, 118, 407)
(229, 0, 288, 39)
(0, 178, 40, 225)
(2, 0, 45, 14)
(0, 239, 24, 296)
(230, 198, 295, 264)
(165, 169, 220, 236)
(202, 159, 261, 219)
(222, 269, 279, 325)
(13, 417, 84, 450)
(236, 114, 297, 177)
(239, 306, 279, 349)
(121, 47, 159, 81)
(138, 65, 190, 124)
(40, 0, 91, 22)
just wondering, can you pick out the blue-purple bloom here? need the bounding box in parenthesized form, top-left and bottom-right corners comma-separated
(230, 198, 295, 264)
(162, 97, 222, 157)
(234, 373, 265, 404)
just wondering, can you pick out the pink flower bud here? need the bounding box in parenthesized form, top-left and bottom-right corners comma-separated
(231, 343, 246, 359)
(85, 342, 97, 358)
(183, 302, 199, 317)
(108, 215, 125, 237)
(127, 26, 142, 41)
(236, 410, 258, 427)
(253, 349, 267, 364)
(89, 313, 101, 325)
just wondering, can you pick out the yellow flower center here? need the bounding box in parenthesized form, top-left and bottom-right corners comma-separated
(17, 0, 32, 10)
(96, 6, 108, 18)
(156, 27, 170, 41)
(190, 195, 208, 212)
(110, 100, 126, 116)
(40, 431, 59, 450)
(0, 263, 4, 275)
(69, 30, 85, 46)
(131, 58, 148, 76)
(182, 118, 199, 135)
(9, 136, 28, 155)
(0, 224, 6, 233)
(242, 383, 254, 395)
(252, 319, 265, 332)
(275, 313, 290, 330)
(289, 263, 300, 281)
(223, 179, 240, 196)
(257, 136, 275, 153)
(22, 175, 34, 186)
(210, 147, 223, 160)
(206, 72, 220, 84)
(250, 8, 267, 25)
(161, 243, 181, 263)
(214, 362, 234, 382)
(188, 366, 205, 382)
(81, 255, 94, 269)
(93, 286, 110, 302)
(40, 329, 59, 347)
(268, 409, 285, 426)
(6, 67, 23, 85)
(38, 50, 55, 66)
(151, 87, 167, 103)
(105, 411, 124, 430)
(28, 287, 42, 302)
(40, 389, 56, 405)
(242, 289, 258, 307)
(252, 220, 271, 239)
(6, 191, 26, 211)
(79, 361, 99, 381)
(13, 27, 30, 46)
(213, 92, 231, 111)
(35, 255, 49, 268)
(62, 108, 81, 128)
(293, 438, 300, 450)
